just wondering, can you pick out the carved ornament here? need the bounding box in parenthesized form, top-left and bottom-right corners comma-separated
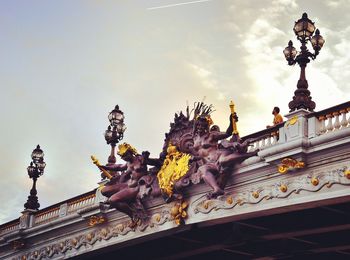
(157, 144, 190, 197)
(88, 215, 106, 227)
(193, 166, 350, 215)
(278, 158, 305, 174)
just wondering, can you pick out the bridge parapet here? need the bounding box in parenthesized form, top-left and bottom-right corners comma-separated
(1, 102, 350, 259)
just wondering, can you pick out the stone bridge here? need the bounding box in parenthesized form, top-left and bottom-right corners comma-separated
(1, 102, 350, 259)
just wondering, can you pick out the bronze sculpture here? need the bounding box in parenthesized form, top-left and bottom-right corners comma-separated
(92, 101, 259, 222)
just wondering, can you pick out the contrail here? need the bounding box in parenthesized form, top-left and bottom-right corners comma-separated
(147, 0, 212, 10)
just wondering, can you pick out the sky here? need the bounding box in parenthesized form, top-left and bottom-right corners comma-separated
(1, 0, 350, 224)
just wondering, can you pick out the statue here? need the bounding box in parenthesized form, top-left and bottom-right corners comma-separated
(92, 101, 259, 222)
(96, 143, 161, 222)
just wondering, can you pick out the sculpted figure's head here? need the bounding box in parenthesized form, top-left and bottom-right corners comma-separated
(195, 116, 212, 136)
(117, 143, 138, 161)
(210, 125, 220, 133)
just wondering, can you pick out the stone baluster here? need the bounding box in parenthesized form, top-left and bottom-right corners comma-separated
(340, 109, 348, 128)
(272, 132, 278, 145)
(250, 141, 257, 152)
(318, 116, 326, 134)
(347, 108, 350, 125)
(266, 135, 272, 147)
(333, 112, 341, 130)
(260, 138, 265, 149)
(326, 114, 334, 132)
(255, 139, 260, 151)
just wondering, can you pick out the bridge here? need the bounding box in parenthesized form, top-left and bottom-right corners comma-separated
(1, 101, 350, 259)
(1, 12, 350, 259)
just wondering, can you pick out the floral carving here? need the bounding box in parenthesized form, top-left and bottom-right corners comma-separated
(193, 166, 350, 214)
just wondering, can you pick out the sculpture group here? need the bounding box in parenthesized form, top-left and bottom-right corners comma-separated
(93, 102, 259, 223)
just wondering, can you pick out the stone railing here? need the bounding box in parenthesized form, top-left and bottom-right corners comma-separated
(242, 123, 283, 152)
(0, 219, 19, 236)
(0, 190, 98, 234)
(67, 192, 96, 214)
(310, 101, 350, 136)
(34, 207, 60, 226)
(32, 191, 96, 227)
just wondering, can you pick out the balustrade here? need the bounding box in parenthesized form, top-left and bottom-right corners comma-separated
(313, 102, 350, 136)
(0, 221, 19, 236)
(244, 126, 281, 152)
(67, 193, 96, 213)
(34, 207, 60, 225)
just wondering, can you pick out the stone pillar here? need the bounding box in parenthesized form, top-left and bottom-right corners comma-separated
(283, 109, 311, 142)
(19, 209, 36, 229)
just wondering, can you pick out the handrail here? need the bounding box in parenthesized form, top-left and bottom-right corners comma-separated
(307, 101, 350, 118)
(0, 218, 20, 235)
(241, 122, 284, 141)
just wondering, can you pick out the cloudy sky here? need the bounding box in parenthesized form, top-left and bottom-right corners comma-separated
(1, 0, 350, 223)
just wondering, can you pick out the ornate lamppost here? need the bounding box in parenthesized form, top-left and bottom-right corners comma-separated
(104, 105, 126, 165)
(283, 12, 325, 112)
(24, 145, 46, 211)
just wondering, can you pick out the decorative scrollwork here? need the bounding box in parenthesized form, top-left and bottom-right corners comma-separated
(193, 165, 350, 215)
(88, 215, 106, 227)
(278, 158, 305, 174)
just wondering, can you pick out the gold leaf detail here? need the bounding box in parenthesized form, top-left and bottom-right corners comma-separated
(252, 191, 259, 199)
(280, 184, 288, 193)
(157, 144, 190, 196)
(311, 177, 319, 186)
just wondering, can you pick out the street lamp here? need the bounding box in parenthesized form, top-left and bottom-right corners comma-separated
(104, 105, 126, 165)
(24, 145, 46, 210)
(283, 13, 325, 112)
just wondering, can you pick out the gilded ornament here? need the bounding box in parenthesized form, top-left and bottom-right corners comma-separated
(344, 170, 350, 179)
(86, 233, 94, 242)
(226, 196, 233, 204)
(279, 184, 288, 193)
(157, 144, 190, 196)
(286, 115, 298, 126)
(153, 213, 161, 223)
(71, 238, 78, 246)
(229, 100, 239, 135)
(252, 191, 259, 199)
(117, 142, 138, 156)
(91, 156, 112, 179)
(278, 165, 289, 174)
(278, 158, 305, 174)
(88, 215, 106, 227)
(311, 177, 319, 186)
(171, 200, 188, 225)
(237, 198, 243, 206)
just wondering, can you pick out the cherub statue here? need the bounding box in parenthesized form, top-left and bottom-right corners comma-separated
(98, 143, 161, 221)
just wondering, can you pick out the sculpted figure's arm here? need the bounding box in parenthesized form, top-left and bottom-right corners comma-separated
(142, 151, 162, 168)
(100, 163, 128, 172)
(212, 113, 239, 141)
